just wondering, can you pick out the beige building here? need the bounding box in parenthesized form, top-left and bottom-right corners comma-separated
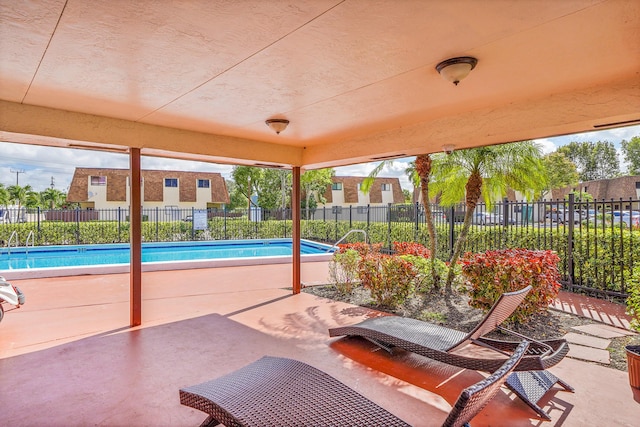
(67, 168, 229, 216)
(318, 176, 404, 208)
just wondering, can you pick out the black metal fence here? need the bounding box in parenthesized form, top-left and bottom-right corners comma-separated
(1, 196, 638, 298)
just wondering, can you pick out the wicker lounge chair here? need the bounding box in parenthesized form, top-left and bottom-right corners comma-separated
(180, 341, 529, 427)
(328, 286, 573, 420)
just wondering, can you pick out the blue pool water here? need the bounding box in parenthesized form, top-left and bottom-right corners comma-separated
(0, 239, 333, 271)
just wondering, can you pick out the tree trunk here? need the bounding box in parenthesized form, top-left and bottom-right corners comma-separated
(445, 170, 482, 293)
(415, 155, 440, 289)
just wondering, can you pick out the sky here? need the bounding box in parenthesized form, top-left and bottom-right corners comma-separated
(1, 124, 638, 193)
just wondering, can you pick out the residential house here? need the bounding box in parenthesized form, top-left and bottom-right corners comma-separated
(553, 175, 640, 210)
(66, 168, 229, 220)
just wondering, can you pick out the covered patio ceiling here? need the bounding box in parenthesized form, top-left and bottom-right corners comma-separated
(1, 0, 639, 170)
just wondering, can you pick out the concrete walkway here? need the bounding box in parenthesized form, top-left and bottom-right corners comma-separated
(552, 291, 637, 364)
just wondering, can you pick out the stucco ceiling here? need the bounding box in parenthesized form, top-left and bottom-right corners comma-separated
(1, 0, 639, 169)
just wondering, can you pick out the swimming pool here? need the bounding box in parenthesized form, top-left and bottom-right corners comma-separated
(0, 239, 334, 280)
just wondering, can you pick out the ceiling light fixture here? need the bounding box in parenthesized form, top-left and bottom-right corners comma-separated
(435, 56, 478, 86)
(265, 119, 289, 135)
(442, 144, 455, 155)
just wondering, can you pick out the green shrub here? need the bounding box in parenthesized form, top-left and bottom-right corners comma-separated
(358, 253, 414, 308)
(627, 266, 640, 332)
(328, 249, 361, 295)
(399, 254, 448, 293)
(461, 249, 562, 324)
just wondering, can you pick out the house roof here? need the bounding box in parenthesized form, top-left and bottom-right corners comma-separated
(1, 1, 638, 170)
(324, 176, 404, 204)
(67, 168, 229, 204)
(554, 175, 640, 201)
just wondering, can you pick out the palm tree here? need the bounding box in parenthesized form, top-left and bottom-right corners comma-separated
(7, 184, 32, 211)
(430, 141, 546, 293)
(0, 184, 10, 209)
(41, 188, 67, 209)
(414, 154, 441, 288)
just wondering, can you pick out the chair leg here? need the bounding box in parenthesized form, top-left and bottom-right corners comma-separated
(199, 415, 221, 427)
(505, 371, 573, 420)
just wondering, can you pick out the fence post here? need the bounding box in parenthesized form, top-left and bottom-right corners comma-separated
(349, 205, 352, 228)
(414, 201, 419, 241)
(224, 206, 228, 240)
(191, 207, 195, 240)
(449, 206, 455, 257)
(503, 197, 509, 227)
(567, 193, 575, 288)
(387, 203, 392, 250)
(37, 207, 41, 236)
(366, 204, 370, 229)
(118, 207, 121, 242)
(75, 207, 80, 244)
(155, 207, 159, 242)
(334, 207, 338, 241)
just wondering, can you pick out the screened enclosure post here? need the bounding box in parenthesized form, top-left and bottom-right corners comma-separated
(292, 166, 301, 294)
(129, 147, 142, 327)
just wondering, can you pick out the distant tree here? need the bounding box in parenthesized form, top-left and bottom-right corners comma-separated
(231, 166, 263, 218)
(565, 190, 594, 203)
(226, 180, 246, 210)
(542, 152, 579, 198)
(0, 184, 10, 209)
(300, 168, 334, 218)
(621, 135, 640, 175)
(40, 188, 67, 209)
(402, 189, 412, 203)
(557, 141, 620, 181)
(7, 184, 33, 211)
(259, 169, 291, 210)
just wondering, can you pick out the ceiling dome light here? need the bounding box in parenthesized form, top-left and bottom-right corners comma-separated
(265, 119, 289, 134)
(435, 56, 478, 86)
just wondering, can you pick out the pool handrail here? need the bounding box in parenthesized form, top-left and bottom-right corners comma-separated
(328, 229, 368, 252)
(25, 231, 35, 256)
(7, 231, 18, 256)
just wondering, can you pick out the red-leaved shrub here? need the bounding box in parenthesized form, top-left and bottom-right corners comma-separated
(337, 242, 381, 257)
(461, 249, 561, 324)
(358, 253, 414, 308)
(392, 241, 431, 258)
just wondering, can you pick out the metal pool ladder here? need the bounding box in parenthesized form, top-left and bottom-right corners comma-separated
(7, 230, 19, 256)
(328, 229, 368, 252)
(25, 231, 35, 256)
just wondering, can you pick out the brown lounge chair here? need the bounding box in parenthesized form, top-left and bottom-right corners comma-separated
(180, 341, 529, 427)
(328, 286, 572, 420)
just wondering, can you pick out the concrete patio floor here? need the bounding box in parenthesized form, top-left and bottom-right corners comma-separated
(0, 262, 638, 426)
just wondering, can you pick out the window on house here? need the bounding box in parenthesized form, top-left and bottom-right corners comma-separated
(90, 176, 106, 186)
(381, 183, 391, 191)
(165, 178, 178, 188)
(636, 182, 640, 189)
(197, 179, 210, 188)
(584, 186, 588, 192)
(332, 182, 343, 190)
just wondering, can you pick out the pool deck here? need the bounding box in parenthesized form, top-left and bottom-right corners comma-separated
(1, 262, 639, 426)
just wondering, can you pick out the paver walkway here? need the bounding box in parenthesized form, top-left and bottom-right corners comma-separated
(551, 291, 637, 364)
